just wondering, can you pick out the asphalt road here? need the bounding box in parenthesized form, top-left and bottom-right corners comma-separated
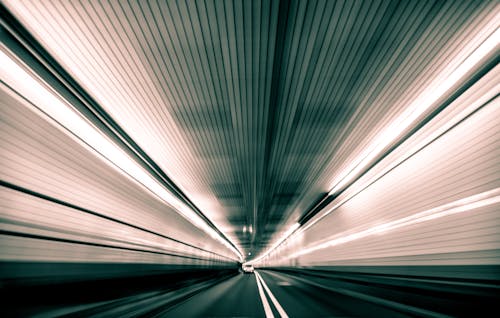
(7, 267, 497, 317)
(163, 272, 266, 317)
(161, 270, 411, 317)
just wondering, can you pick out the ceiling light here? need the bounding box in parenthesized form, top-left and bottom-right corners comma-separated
(328, 27, 499, 198)
(251, 22, 499, 264)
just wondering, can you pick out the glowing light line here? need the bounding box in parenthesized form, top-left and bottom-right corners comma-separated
(0, 48, 242, 260)
(290, 189, 500, 259)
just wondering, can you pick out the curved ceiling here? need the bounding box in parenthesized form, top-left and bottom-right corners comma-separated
(3, 0, 498, 260)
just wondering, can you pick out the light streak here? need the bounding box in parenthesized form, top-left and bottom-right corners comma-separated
(0, 48, 242, 261)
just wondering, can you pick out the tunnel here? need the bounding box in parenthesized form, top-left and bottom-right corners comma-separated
(0, 0, 499, 317)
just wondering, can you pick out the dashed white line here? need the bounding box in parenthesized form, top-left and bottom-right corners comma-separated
(255, 271, 274, 318)
(255, 271, 289, 318)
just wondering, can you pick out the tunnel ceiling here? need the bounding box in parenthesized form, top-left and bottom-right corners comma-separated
(3, 0, 495, 258)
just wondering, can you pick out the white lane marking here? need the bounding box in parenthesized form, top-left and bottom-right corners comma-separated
(255, 271, 289, 318)
(255, 271, 274, 318)
(277, 281, 292, 286)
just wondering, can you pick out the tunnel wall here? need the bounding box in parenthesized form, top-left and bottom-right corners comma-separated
(0, 82, 238, 285)
(260, 66, 500, 278)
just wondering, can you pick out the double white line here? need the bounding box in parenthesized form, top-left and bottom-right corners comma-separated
(254, 270, 289, 318)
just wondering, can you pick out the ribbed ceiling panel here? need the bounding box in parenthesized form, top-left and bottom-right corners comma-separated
(4, 0, 498, 254)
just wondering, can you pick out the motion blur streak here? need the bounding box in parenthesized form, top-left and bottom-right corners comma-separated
(290, 189, 500, 259)
(0, 49, 241, 260)
(1, 0, 499, 317)
(327, 22, 499, 197)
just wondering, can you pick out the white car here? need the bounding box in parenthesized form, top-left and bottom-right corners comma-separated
(242, 264, 254, 273)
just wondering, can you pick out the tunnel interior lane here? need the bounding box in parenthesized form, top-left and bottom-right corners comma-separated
(160, 270, 427, 317)
(159, 268, 499, 318)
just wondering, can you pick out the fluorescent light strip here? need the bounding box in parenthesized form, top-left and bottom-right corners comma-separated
(252, 20, 499, 265)
(0, 48, 242, 261)
(301, 67, 500, 234)
(264, 90, 499, 262)
(293, 22, 500, 244)
(289, 188, 500, 259)
(328, 26, 499, 198)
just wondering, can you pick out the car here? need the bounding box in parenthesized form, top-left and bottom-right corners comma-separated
(242, 264, 254, 273)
